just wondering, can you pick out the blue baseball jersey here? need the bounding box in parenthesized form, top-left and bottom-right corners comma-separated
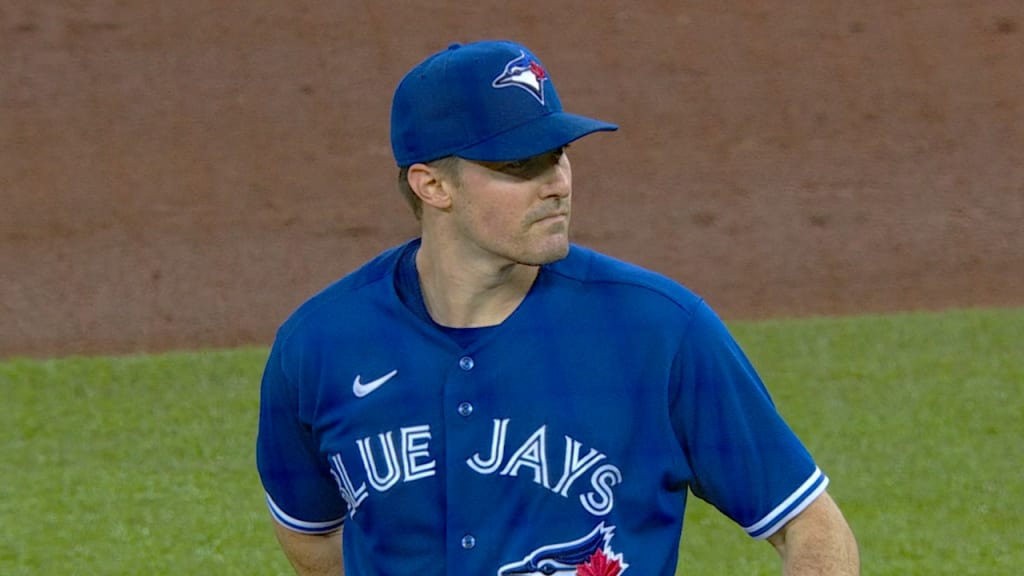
(256, 239, 828, 575)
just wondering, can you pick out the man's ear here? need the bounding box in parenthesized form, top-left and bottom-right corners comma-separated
(407, 163, 453, 211)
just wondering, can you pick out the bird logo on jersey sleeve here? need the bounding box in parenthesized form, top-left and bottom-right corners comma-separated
(498, 522, 628, 575)
(492, 51, 549, 105)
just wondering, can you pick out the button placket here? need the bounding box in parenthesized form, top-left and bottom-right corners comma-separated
(450, 355, 479, 558)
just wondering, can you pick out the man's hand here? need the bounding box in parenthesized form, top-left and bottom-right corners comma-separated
(768, 491, 859, 575)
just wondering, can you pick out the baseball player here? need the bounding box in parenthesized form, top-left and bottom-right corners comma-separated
(257, 40, 859, 575)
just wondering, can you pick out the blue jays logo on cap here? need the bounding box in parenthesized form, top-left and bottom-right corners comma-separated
(492, 51, 549, 105)
(391, 40, 617, 167)
(497, 522, 628, 575)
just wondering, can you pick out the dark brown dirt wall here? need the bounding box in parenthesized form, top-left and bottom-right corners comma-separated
(2, 2, 1022, 358)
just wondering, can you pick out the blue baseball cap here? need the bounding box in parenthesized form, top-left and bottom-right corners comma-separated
(390, 40, 618, 167)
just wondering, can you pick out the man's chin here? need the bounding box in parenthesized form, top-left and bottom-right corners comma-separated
(522, 242, 570, 266)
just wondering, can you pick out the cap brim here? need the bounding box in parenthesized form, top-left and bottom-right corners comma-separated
(455, 112, 618, 162)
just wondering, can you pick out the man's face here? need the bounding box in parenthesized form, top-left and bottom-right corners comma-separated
(446, 147, 573, 267)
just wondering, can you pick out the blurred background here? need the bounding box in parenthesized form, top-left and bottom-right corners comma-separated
(2, 1, 1022, 358)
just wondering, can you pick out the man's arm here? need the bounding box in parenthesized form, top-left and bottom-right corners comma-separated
(273, 521, 344, 576)
(767, 491, 859, 575)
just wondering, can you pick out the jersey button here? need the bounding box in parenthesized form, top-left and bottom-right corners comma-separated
(461, 534, 476, 550)
(459, 356, 475, 371)
(457, 402, 474, 417)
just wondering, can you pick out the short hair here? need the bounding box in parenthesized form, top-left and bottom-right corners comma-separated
(397, 156, 461, 220)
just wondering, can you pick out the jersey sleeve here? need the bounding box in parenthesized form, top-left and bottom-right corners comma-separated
(671, 300, 828, 539)
(256, 332, 347, 533)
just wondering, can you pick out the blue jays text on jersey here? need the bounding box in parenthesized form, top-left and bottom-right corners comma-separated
(257, 240, 829, 575)
(326, 418, 623, 520)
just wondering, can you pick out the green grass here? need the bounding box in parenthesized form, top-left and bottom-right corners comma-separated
(1, 307, 1021, 574)
(0, 349, 290, 575)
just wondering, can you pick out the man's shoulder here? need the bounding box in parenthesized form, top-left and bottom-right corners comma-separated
(548, 244, 703, 311)
(277, 241, 412, 340)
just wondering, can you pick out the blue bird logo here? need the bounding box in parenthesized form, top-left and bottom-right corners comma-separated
(497, 522, 628, 575)
(492, 51, 549, 105)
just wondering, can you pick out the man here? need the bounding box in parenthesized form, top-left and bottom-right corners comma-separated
(257, 40, 859, 575)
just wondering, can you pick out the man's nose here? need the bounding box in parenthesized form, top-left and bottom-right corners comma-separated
(538, 162, 571, 199)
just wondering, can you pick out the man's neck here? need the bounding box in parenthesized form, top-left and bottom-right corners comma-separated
(414, 241, 539, 328)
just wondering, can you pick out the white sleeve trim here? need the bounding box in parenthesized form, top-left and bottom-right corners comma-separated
(265, 492, 345, 534)
(744, 467, 829, 540)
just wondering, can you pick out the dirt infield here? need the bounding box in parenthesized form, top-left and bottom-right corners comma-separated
(2, 2, 1022, 358)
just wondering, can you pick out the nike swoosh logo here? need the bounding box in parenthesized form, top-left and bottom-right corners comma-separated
(353, 369, 398, 398)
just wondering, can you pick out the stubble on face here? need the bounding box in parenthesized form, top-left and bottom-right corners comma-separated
(454, 149, 573, 267)
(519, 198, 571, 264)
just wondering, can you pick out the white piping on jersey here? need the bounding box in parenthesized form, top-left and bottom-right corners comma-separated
(265, 492, 344, 534)
(744, 467, 829, 540)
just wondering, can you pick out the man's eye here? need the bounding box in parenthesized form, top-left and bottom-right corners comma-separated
(485, 147, 565, 176)
(501, 160, 529, 172)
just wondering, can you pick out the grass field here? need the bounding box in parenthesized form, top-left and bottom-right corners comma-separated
(2, 307, 1021, 575)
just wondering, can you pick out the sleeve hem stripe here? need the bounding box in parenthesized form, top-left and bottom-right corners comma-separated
(744, 468, 830, 540)
(266, 493, 345, 534)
